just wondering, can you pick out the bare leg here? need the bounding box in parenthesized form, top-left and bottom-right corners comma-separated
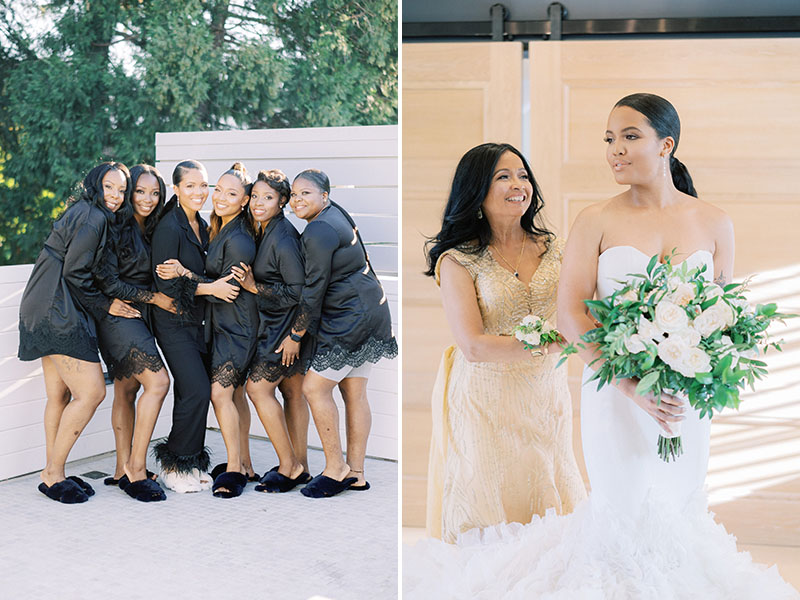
(210, 382, 242, 492)
(232, 386, 255, 477)
(40, 354, 107, 487)
(246, 377, 304, 479)
(111, 377, 139, 479)
(41, 356, 71, 465)
(338, 376, 371, 486)
(279, 373, 309, 471)
(124, 367, 169, 482)
(302, 371, 349, 481)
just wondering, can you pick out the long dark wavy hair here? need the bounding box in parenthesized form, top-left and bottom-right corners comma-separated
(128, 164, 166, 243)
(69, 161, 132, 224)
(209, 162, 255, 241)
(614, 93, 697, 198)
(424, 143, 553, 277)
(163, 159, 207, 215)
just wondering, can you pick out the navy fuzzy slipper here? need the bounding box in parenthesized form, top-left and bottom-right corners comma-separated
(104, 470, 156, 486)
(118, 475, 166, 502)
(211, 463, 260, 482)
(212, 472, 248, 498)
(68, 476, 96, 496)
(349, 482, 371, 491)
(255, 469, 312, 493)
(38, 479, 89, 504)
(300, 474, 358, 498)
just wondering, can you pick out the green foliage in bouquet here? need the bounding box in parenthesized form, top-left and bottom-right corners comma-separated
(558, 252, 793, 462)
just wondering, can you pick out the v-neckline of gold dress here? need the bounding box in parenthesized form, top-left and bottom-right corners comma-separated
(486, 238, 551, 289)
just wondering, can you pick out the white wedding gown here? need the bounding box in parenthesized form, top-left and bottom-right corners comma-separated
(404, 246, 799, 599)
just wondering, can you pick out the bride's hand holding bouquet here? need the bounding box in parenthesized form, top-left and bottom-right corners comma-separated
(559, 252, 794, 462)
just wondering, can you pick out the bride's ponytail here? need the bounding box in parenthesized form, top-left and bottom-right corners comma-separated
(669, 155, 697, 198)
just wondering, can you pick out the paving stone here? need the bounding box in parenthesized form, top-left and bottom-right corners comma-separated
(0, 430, 398, 600)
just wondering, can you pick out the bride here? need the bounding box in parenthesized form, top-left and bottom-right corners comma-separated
(403, 93, 799, 599)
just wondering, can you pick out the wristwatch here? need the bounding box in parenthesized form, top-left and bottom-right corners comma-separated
(289, 332, 302, 342)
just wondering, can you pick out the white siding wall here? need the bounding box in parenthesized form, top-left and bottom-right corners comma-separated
(0, 125, 398, 480)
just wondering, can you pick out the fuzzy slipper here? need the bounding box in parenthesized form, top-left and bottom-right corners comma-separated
(212, 471, 248, 498)
(104, 470, 156, 486)
(160, 469, 202, 494)
(349, 482, 371, 491)
(38, 479, 89, 504)
(210, 462, 260, 482)
(255, 469, 312, 493)
(118, 475, 166, 502)
(300, 474, 358, 498)
(68, 476, 96, 496)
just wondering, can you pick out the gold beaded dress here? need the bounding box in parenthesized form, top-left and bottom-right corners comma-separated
(426, 237, 586, 543)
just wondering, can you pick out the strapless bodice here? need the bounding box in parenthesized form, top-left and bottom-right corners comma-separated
(597, 245, 714, 299)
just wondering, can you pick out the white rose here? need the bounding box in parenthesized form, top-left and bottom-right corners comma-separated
(707, 299, 735, 328)
(666, 275, 683, 291)
(521, 314, 538, 327)
(670, 282, 696, 307)
(693, 304, 728, 337)
(514, 330, 525, 341)
(617, 289, 637, 304)
(681, 347, 712, 377)
(704, 284, 724, 299)
(637, 316, 664, 342)
(654, 300, 690, 334)
(670, 325, 701, 348)
(657, 337, 686, 372)
(624, 333, 647, 354)
(523, 331, 541, 346)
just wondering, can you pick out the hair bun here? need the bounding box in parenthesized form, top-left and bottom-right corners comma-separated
(231, 162, 247, 175)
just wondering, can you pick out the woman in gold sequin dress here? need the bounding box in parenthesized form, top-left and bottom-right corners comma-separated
(423, 143, 586, 543)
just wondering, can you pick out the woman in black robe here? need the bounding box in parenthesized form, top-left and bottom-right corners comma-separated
(231, 169, 311, 493)
(288, 169, 398, 498)
(157, 163, 258, 498)
(18, 162, 141, 503)
(150, 160, 240, 493)
(94, 165, 174, 502)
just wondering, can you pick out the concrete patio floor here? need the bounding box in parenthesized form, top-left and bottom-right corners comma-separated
(0, 430, 398, 600)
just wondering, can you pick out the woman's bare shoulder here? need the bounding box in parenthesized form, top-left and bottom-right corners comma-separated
(686, 194, 733, 233)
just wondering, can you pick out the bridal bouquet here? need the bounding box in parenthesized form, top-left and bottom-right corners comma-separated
(560, 253, 791, 462)
(514, 315, 560, 354)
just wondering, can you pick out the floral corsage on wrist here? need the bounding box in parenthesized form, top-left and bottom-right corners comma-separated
(513, 315, 561, 357)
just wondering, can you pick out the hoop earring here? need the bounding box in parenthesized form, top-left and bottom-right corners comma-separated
(477, 207, 483, 220)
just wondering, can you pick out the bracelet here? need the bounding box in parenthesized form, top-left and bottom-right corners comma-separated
(530, 344, 550, 357)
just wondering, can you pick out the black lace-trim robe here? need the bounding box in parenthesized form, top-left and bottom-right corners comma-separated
(248, 212, 310, 382)
(204, 212, 258, 388)
(294, 202, 397, 371)
(18, 200, 114, 362)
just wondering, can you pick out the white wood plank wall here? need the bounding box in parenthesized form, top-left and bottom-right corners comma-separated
(1, 125, 398, 480)
(155, 124, 398, 276)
